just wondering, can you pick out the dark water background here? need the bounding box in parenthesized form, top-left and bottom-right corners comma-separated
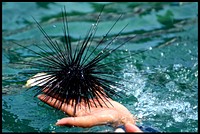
(2, 2, 198, 132)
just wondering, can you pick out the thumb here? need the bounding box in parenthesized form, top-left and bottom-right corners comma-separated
(125, 123, 143, 132)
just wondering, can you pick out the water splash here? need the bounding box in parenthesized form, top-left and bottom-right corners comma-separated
(120, 63, 198, 132)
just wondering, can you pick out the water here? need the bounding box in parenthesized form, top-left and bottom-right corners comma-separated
(2, 2, 198, 132)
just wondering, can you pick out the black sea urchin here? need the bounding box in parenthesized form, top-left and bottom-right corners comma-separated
(14, 6, 135, 115)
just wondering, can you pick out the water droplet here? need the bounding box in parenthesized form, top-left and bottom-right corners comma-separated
(92, 23, 97, 27)
(160, 52, 164, 57)
(49, 124, 56, 131)
(52, 25, 56, 28)
(193, 106, 197, 109)
(194, 71, 198, 77)
(173, 64, 182, 70)
(165, 74, 170, 79)
(166, 122, 171, 127)
(149, 47, 152, 50)
(81, 74, 84, 78)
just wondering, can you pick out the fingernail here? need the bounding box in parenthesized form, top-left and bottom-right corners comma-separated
(37, 95, 42, 98)
(55, 119, 61, 125)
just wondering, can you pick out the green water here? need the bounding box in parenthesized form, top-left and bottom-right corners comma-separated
(2, 2, 198, 132)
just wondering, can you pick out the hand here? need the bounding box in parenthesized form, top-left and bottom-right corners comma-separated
(37, 93, 136, 128)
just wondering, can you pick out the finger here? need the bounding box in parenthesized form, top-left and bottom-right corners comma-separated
(56, 110, 118, 128)
(40, 88, 64, 101)
(37, 94, 76, 116)
(39, 88, 113, 109)
(56, 116, 103, 128)
(125, 123, 143, 132)
(40, 88, 110, 108)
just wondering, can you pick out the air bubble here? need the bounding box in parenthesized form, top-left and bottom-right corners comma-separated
(52, 25, 56, 28)
(149, 47, 152, 50)
(160, 52, 164, 57)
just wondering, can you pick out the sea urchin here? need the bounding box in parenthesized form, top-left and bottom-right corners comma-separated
(14, 6, 135, 115)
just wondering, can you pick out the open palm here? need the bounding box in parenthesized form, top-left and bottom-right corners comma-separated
(37, 94, 135, 128)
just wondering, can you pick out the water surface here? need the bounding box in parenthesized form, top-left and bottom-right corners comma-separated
(2, 2, 198, 132)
